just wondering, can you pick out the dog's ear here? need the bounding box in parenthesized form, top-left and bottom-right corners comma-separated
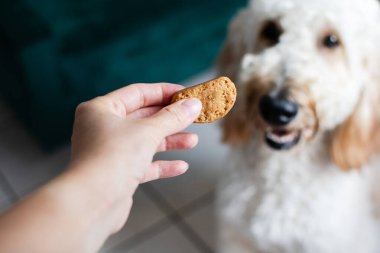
(330, 82, 380, 171)
(329, 3, 380, 170)
(217, 10, 254, 145)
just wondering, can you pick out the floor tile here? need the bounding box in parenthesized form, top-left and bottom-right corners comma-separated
(152, 122, 228, 209)
(101, 188, 167, 252)
(183, 197, 216, 250)
(108, 225, 199, 253)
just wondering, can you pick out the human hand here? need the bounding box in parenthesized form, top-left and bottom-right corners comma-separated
(68, 83, 202, 236)
(70, 83, 202, 188)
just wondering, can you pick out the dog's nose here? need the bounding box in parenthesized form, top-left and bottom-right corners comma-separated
(259, 95, 298, 126)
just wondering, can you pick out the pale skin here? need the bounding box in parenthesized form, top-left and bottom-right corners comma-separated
(0, 83, 202, 253)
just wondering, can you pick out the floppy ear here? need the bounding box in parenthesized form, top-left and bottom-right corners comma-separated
(217, 10, 254, 145)
(329, 78, 380, 171)
(330, 3, 380, 170)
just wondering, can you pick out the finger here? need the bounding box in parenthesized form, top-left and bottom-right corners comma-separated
(126, 106, 163, 120)
(156, 132, 198, 152)
(141, 160, 189, 183)
(106, 83, 184, 116)
(144, 98, 202, 138)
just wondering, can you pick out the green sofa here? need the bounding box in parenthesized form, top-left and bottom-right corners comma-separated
(0, 0, 246, 149)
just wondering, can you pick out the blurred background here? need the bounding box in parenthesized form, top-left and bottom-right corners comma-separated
(0, 0, 246, 252)
(0, 0, 245, 149)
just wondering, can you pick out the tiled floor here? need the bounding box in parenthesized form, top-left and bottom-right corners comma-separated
(0, 70, 227, 252)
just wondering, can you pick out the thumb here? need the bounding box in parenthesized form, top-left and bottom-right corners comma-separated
(147, 98, 202, 137)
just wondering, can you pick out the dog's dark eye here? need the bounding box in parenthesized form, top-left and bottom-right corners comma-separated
(260, 21, 283, 46)
(322, 34, 341, 49)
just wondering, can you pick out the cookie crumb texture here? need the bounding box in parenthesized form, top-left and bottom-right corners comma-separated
(171, 76, 237, 123)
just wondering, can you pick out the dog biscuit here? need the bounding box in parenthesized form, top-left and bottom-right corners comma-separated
(171, 76, 237, 123)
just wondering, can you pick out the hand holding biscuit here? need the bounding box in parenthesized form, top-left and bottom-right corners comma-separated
(71, 83, 202, 186)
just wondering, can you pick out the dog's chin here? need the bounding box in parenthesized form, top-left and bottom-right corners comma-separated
(264, 128, 301, 150)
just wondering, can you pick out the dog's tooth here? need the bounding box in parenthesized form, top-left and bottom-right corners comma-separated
(267, 130, 297, 144)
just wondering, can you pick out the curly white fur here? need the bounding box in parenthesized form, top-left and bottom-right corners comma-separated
(217, 0, 380, 252)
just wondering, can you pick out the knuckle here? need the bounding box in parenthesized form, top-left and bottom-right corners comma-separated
(75, 96, 105, 117)
(75, 102, 91, 116)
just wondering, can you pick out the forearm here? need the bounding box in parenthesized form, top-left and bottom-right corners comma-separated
(0, 163, 137, 253)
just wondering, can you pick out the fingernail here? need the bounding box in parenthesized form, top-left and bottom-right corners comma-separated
(180, 99, 202, 118)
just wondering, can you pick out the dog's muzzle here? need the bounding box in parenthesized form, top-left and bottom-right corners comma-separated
(259, 95, 301, 150)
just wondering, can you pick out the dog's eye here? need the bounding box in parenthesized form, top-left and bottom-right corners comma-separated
(322, 34, 341, 49)
(259, 21, 283, 46)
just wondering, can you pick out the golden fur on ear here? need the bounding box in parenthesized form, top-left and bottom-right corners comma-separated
(217, 10, 253, 145)
(330, 86, 380, 171)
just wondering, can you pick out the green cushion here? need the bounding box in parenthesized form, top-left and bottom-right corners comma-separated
(0, 0, 246, 150)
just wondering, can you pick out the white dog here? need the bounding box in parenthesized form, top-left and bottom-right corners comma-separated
(217, 0, 380, 252)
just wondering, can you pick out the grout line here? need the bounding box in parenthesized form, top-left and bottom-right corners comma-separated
(0, 170, 20, 203)
(142, 184, 215, 253)
(107, 215, 173, 252)
(107, 190, 215, 252)
(176, 190, 214, 218)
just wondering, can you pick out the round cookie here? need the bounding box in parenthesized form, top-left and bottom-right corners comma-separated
(171, 76, 237, 123)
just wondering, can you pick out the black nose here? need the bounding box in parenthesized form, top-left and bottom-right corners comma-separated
(259, 95, 298, 126)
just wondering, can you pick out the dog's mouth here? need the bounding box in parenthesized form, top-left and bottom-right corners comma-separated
(264, 128, 301, 150)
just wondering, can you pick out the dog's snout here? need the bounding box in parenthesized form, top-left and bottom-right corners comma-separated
(259, 95, 298, 126)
